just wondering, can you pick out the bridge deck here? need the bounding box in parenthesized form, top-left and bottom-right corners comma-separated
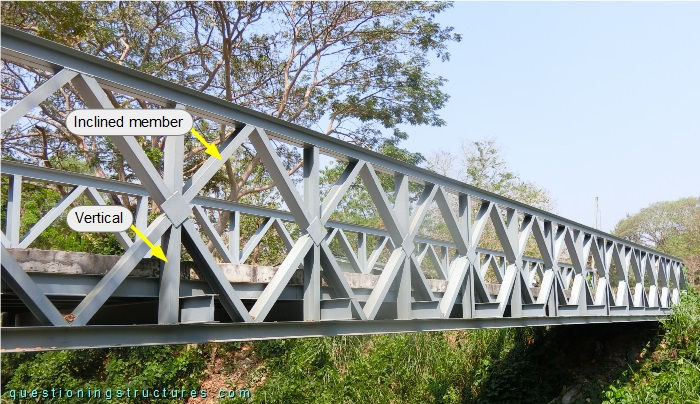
(0, 26, 686, 352)
(4, 248, 531, 324)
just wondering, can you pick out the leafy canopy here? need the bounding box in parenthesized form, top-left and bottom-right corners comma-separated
(613, 196, 700, 288)
(1, 1, 460, 148)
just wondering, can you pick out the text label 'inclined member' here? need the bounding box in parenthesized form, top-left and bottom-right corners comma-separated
(66, 109, 193, 136)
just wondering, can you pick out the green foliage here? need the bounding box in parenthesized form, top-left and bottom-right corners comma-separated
(247, 299, 699, 404)
(428, 140, 552, 210)
(250, 328, 530, 403)
(1, 346, 206, 403)
(613, 197, 699, 255)
(0, 176, 122, 255)
(613, 197, 700, 289)
(101, 346, 206, 393)
(1, 1, 460, 201)
(423, 139, 552, 256)
(0, 2, 98, 44)
(4, 302, 698, 404)
(601, 290, 700, 403)
(319, 139, 424, 229)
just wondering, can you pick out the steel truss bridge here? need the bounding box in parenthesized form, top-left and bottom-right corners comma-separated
(0, 27, 687, 352)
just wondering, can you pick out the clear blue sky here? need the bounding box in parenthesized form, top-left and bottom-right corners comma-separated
(402, 2, 700, 232)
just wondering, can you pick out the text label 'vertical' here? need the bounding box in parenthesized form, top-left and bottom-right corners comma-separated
(66, 109, 193, 137)
(67, 206, 133, 232)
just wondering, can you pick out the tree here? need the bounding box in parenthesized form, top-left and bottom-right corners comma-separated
(428, 139, 552, 210)
(1, 1, 460, 255)
(613, 197, 700, 289)
(424, 140, 552, 268)
(1, 1, 459, 172)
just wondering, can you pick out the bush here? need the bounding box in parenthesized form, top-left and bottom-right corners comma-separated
(1, 345, 206, 403)
(602, 290, 700, 403)
(249, 328, 525, 403)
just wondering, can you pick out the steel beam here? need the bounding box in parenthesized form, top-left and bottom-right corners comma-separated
(1, 315, 670, 352)
(1, 68, 78, 132)
(180, 219, 251, 322)
(229, 210, 241, 263)
(192, 206, 235, 263)
(1, 246, 67, 326)
(159, 129, 184, 324)
(18, 185, 87, 248)
(249, 235, 314, 322)
(0, 26, 688, 352)
(159, 227, 181, 324)
(303, 146, 321, 321)
(0, 162, 681, 263)
(393, 174, 411, 320)
(5, 174, 22, 247)
(85, 187, 132, 250)
(71, 216, 171, 326)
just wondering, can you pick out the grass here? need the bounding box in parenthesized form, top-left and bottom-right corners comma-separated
(2, 293, 698, 403)
(601, 290, 700, 403)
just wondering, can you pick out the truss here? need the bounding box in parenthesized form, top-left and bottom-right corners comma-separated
(0, 27, 687, 352)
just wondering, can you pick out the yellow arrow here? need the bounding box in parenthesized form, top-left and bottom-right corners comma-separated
(190, 128, 222, 160)
(130, 224, 168, 262)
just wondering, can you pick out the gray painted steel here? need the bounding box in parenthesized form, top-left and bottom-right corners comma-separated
(2, 315, 667, 352)
(0, 26, 684, 258)
(0, 27, 687, 352)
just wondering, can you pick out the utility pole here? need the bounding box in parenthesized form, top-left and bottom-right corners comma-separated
(594, 196, 600, 230)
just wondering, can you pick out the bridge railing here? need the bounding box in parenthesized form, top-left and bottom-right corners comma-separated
(0, 161, 568, 304)
(0, 26, 687, 338)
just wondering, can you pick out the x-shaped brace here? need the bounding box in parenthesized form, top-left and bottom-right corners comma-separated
(358, 163, 438, 320)
(246, 129, 367, 322)
(68, 74, 253, 325)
